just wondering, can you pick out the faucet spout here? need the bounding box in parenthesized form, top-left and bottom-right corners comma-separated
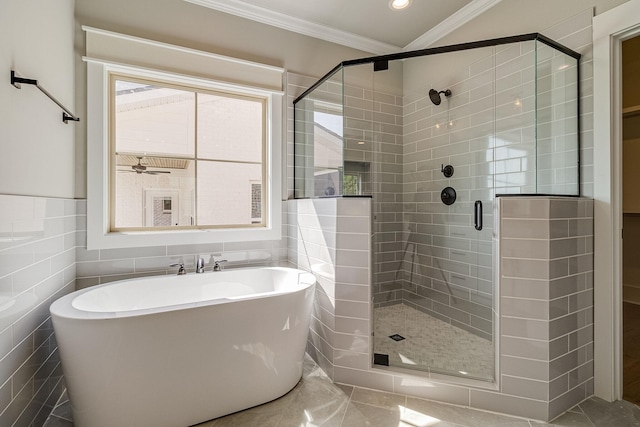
(196, 257, 205, 273)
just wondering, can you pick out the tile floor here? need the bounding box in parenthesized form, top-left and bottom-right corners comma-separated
(43, 354, 640, 427)
(374, 304, 494, 380)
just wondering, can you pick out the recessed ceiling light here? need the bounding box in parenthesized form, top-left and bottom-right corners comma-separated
(389, 0, 411, 10)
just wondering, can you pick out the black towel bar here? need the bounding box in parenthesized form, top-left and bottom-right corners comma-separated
(11, 70, 80, 124)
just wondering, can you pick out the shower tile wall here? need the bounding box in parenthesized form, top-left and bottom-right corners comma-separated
(543, 8, 594, 198)
(542, 8, 594, 197)
(290, 198, 371, 380)
(495, 196, 594, 420)
(397, 11, 587, 339)
(535, 44, 580, 195)
(401, 52, 499, 339)
(0, 195, 77, 426)
(287, 73, 319, 199)
(289, 71, 404, 308)
(342, 85, 404, 308)
(397, 41, 542, 338)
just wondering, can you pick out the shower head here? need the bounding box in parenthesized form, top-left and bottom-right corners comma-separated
(429, 88, 452, 106)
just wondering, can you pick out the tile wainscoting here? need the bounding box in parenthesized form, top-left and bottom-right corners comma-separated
(0, 195, 289, 426)
(0, 195, 78, 426)
(74, 202, 290, 287)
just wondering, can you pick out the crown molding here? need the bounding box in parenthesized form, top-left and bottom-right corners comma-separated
(184, 0, 400, 54)
(403, 0, 504, 51)
(185, 0, 502, 55)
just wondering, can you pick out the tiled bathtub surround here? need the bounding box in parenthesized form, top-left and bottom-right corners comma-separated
(0, 195, 77, 426)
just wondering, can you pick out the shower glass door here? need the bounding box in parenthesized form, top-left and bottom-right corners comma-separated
(361, 44, 514, 381)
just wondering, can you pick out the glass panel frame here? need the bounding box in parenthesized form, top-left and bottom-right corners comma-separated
(294, 68, 345, 198)
(535, 40, 580, 196)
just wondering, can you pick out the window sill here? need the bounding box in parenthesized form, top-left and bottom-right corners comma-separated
(86, 223, 281, 250)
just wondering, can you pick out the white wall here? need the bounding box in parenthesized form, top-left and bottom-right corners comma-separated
(435, 0, 628, 47)
(0, 0, 76, 199)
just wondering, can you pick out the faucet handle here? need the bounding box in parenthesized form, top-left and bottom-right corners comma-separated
(169, 263, 186, 275)
(213, 259, 228, 271)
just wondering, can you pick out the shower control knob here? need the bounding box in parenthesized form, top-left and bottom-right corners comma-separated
(441, 164, 454, 178)
(441, 187, 457, 205)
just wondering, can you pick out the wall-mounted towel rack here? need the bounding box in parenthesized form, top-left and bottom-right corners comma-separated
(10, 70, 80, 124)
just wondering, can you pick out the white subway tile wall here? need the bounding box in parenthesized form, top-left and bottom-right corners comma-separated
(0, 195, 77, 426)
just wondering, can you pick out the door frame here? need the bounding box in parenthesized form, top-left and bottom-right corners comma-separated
(593, 0, 640, 402)
(144, 189, 180, 227)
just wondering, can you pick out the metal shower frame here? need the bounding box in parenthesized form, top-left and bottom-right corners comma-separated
(293, 32, 582, 198)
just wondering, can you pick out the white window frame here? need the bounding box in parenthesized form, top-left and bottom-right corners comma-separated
(86, 60, 282, 249)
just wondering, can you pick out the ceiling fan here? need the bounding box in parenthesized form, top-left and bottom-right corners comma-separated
(120, 157, 171, 175)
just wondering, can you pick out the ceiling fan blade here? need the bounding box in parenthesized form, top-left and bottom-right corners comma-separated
(145, 171, 171, 175)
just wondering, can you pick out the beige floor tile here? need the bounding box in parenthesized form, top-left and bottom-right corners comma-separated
(350, 387, 407, 410)
(277, 371, 350, 427)
(341, 401, 403, 427)
(43, 355, 640, 427)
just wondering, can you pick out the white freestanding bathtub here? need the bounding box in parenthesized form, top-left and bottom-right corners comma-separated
(50, 267, 315, 427)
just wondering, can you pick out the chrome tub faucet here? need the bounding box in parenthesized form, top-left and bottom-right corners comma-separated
(196, 257, 205, 273)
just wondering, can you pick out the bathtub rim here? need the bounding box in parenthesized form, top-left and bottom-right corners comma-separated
(50, 266, 315, 321)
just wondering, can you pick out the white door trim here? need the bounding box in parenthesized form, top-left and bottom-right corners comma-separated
(593, 0, 640, 402)
(144, 189, 180, 227)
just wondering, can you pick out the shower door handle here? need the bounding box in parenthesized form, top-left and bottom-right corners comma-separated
(474, 200, 483, 231)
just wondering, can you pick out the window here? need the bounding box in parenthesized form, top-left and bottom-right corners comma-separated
(343, 173, 360, 195)
(111, 74, 266, 231)
(86, 61, 282, 249)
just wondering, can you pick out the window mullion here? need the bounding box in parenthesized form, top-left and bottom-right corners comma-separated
(194, 91, 199, 227)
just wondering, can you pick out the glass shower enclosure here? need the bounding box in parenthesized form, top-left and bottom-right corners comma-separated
(294, 34, 580, 381)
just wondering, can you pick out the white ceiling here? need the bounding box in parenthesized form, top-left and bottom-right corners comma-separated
(185, 0, 504, 54)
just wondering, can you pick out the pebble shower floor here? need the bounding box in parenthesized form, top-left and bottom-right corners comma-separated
(374, 303, 494, 380)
